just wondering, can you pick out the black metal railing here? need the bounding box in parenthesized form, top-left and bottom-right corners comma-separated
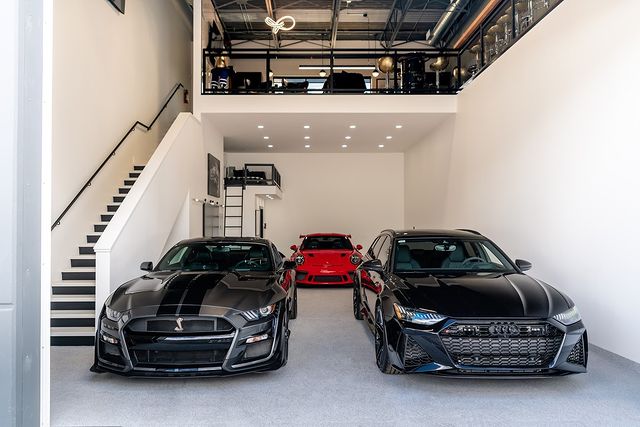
(202, 0, 563, 95)
(224, 164, 282, 188)
(51, 83, 185, 230)
(202, 48, 460, 95)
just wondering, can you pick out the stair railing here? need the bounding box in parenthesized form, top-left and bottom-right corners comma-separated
(51, 83, 185, 230)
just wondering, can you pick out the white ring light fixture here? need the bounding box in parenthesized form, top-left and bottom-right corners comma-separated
(265, 16, 296, 34)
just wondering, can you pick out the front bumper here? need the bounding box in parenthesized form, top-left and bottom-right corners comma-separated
(383, 317, 588, 376)
(295, 269, 355, 286)
(92, 304, 288, 377)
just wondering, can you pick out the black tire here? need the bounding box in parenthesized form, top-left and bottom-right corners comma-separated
(289, 285, 298, 319)
(374, 305, 402, 375)
(353, 285, 363, 320)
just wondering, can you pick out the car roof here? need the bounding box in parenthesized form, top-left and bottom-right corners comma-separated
(381, 229, 486, 239)
(176, 236, 272, 245)
(302, 233, 351, 238)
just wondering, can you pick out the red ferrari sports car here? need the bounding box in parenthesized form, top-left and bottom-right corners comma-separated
(290, 233, 363, 286)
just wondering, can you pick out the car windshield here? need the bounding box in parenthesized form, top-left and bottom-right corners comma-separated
(392, 238, 515, 273)
(301, 236, 353, 250)
(155, 242, 273, 272)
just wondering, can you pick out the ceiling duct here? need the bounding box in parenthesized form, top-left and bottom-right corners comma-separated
(426, 0, 468, 46)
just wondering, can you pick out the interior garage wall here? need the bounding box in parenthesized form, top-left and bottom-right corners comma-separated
(52, 0, 192, 281)
(225, 153, 405, 252)
(404, 117, 455, 228)
(405, 0, 640, 362)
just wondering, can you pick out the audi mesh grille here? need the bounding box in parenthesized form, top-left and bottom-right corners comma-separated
(403, 336, 433, 369)
(440, 322, 564, 368)
(567, 335, 586, 366)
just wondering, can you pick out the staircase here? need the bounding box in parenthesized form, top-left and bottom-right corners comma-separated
(51, 165, 145, 346)
(224, 185, 244, 237)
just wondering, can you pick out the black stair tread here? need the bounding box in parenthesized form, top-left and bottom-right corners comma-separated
(51, 336, 95, 346)
(62, 271, 96, 281)
(118, 188, 130, 194)
(79, 246, 95, 255)
(124, 180, 136, 186)
(224, 226, 243, 228)
(51, 318, 95, 327)
(101, 214, 114, 221)
(52, 286, 96, 295)
(133, 165, 145, 171)
(225, 195, 243, 197)
(106, 204, 120, 212)
(86, 235, 101, 243)
(129, 172, 141, 178)
(94, 224, 107, 232)
(113, 196, 125, 203)
(70, 258, 96, 267)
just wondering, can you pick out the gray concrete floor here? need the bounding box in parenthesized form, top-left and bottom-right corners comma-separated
(52, 288, 640, 426)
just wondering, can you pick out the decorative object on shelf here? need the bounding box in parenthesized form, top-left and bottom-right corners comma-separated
(214, 56, 230, 68)
(319, 69, 327, 78)
(429, 56, 449, 71)
(107, 0, 125, 14)
(376, 56, 395, 73)
(207, 154, 221, 198)
(265, 16, 296, 34)
(452, 66, 469, 81)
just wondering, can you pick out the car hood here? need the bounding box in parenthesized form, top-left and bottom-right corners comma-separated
(107, 270, 284, 314)
(393, 272, 570, 318)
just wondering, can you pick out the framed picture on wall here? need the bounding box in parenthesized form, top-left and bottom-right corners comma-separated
(107, 0, 125, 14)
(208, 154, 221, 198)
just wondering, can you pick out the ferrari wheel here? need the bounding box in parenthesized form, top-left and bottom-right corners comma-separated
(353, 285, 363, 320)
(374, 305, 402, 375)
(289, 286, 298, 319)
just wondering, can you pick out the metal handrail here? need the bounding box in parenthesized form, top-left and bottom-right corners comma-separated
(51, 83, 185, 230)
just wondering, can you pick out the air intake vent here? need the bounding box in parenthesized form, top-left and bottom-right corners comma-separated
(567, 335, 586, 366)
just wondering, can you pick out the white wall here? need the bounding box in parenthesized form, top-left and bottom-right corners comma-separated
(225, 153, 405, 252)
(94, 113, 223, 309)
(52, 0, 192, 281)
(404, 0, 640, 362)
(404, 117, 455, 228)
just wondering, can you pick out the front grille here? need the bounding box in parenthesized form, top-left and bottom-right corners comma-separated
(127, 317, 234, 333)
(440, 322, 564, 368)
(132, 349, 227, 367)
(567, 335, 586, 366)
(124, 316, 235, 369)
(312, 275, 346, 283)
(402, 336, 433, 369)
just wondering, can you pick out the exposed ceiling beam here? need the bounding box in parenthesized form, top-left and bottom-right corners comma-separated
(329, 0, 341, 48)
(380, 0, 414, 50)
(264, 0, 281, 48)
(209, 0, 231, 49)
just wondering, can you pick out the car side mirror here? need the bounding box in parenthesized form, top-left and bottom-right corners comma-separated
(356, 244, 363, 251)
(290, 244, 298, 251)
(140, 261, 153, 271)
(282, 260, 297, 270)
(515, 259, 532, 272)
(361, 259, 383, 273)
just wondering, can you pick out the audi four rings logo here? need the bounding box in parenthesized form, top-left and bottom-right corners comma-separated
(264, 16, 296, 34)
(488, 323, 520, 336)
(174, 317, 184, 332)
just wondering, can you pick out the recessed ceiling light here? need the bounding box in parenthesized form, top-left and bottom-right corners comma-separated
(345, 136, 351, 140)
(378, 144, 385, 148)
(304, 144, 311, 148)
(303, 125, 310, 129)
(395, 125, 403, 129)
(258, 125, 264, 129)
(341, 144, 348, 148)
(349, 125, 357, 129)
(267, 144, 274, 148)
(304, 136, 311, 140)
(263, 136, 270, 139)
(386, 136, 392, 139)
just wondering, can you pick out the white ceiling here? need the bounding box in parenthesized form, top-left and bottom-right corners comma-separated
(204, 112, 451, 153)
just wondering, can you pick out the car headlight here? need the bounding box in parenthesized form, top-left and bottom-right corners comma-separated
(295, 255, 305, 265)
(350, 254, 361, 265)
(553, 306, 581, 325)
(393, 303, 446, 325)
(105, 306, 123, 322)
(241, 304, 276, 321)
